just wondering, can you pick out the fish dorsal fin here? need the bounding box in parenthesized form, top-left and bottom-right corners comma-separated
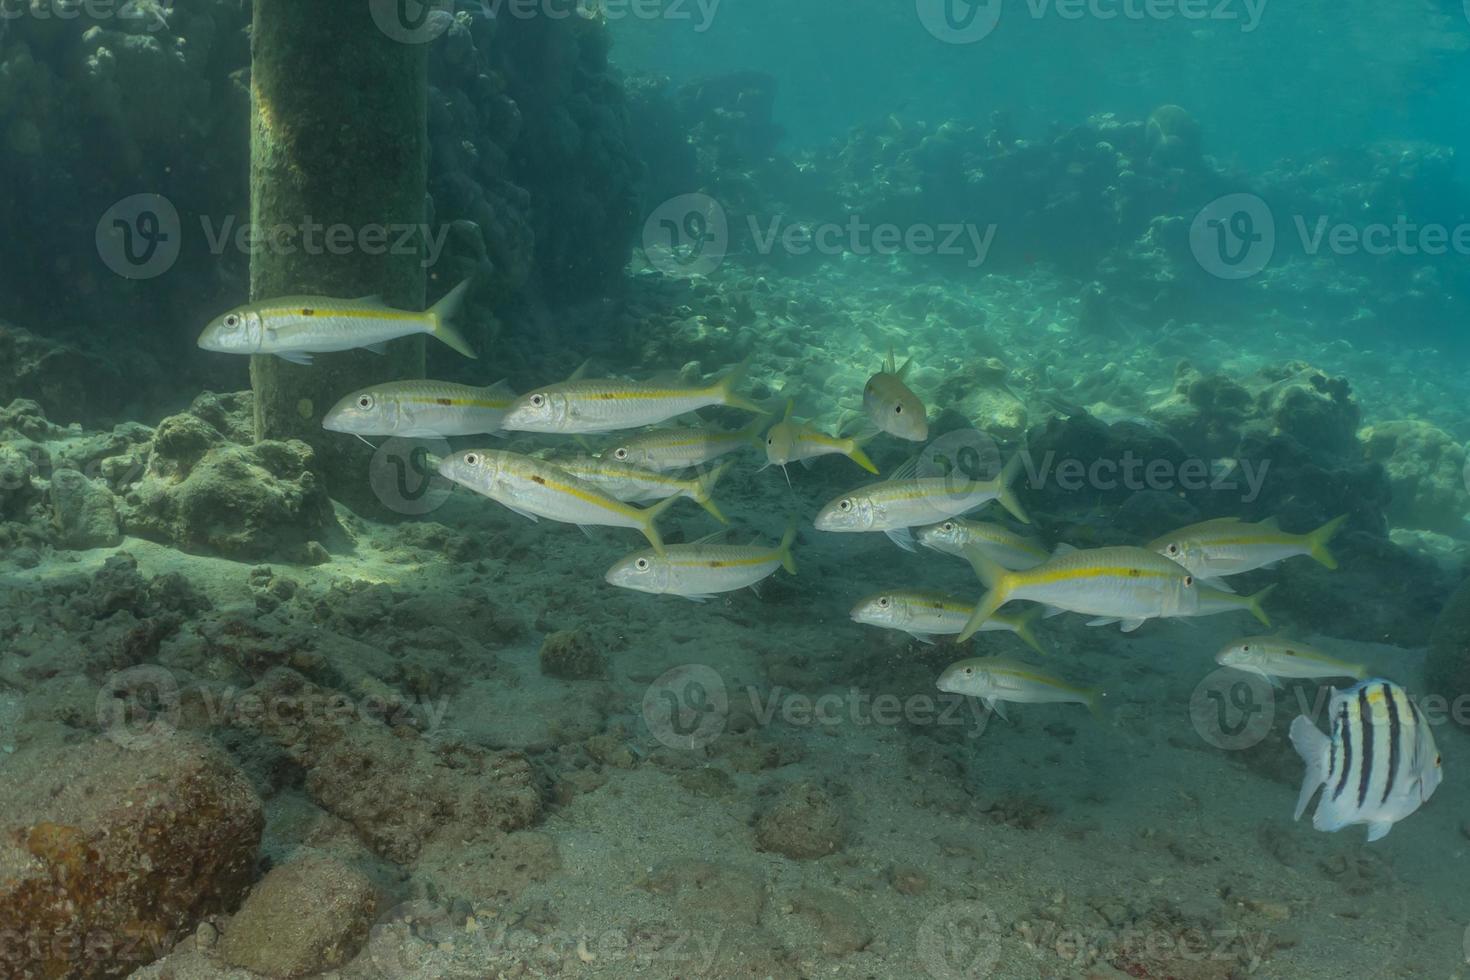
(689, 529, 728, 546)
(352, 294, 386, 305)
(890, 455, 920, 481)
(566, 359, 591, 383)
(482, 379, 515, 396)
(1259, 516, 1281, 530)
(896, 356, 914, 380)
(781, 399, 796, 423)
(1052, 543, 1079, 557)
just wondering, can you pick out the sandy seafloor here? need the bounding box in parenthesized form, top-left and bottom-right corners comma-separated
(4, 255, 1470, 979)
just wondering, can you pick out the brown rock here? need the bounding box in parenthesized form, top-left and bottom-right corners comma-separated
(538, 628, 608, 679)
(754, 782, 846, 859)
(0, 736, 263, 978)
(217, 852, 377, 977)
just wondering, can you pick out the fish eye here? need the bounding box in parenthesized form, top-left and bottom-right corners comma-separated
(464, 452, 481, 466)
(1183, 575, 1194, 587)
(1241, 644, 1250, 652)
(894, 405, 902, 414)
(224, 314, 240, 328)
(614, 448, 628, 460)
(942, 521, 956, 532)
(357, 395, 374, 410)
(963, 667, 974, 676)
(635, 558, 650, 570)
(1166, 543, 1180, 555)
(530, 394, 546, 407)
(839, 499, 852, 511)
(767, 437, 774, 445)
(878, 597, 889, 607)
(1436, 755, 1442, 766)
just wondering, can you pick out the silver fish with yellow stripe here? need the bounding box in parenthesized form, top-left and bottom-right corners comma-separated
(959, 544, 1200, 640)
(764, 401, 878, 477)
(438, 449, 679, 554)
(501, 361, 763, 434)
(1150, 514, 1348, 581)
(849, 590, 1046, 655)
(323, 379, 516, 438)
(936, 657, 1101, 721)
(198, 279, 476, 364)
(915, 518, 1048, 570)
(605, 525, 797, 600)
(814, 455, 1029, 550)
(1289, 678, 1442, 842)
(1217, 635, 1368, 685)
(607, 419, 765, 472)
(553, 457, 733, 524)
(863, 351, 927, 441)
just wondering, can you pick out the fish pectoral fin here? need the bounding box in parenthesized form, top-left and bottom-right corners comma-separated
(884, 527, 918, 552)
(1118, 618, 1147, 633)
(363, 342, 388, 355)
(1085, 617, 1119, 627)
(1288, 716, 1330, 821)
(683, 593, 716, 603)
(983, 697, 1009, 722)
(353, 294, 386, 305)
(1198, 576, 1236, 593)
(275, 351, 314, 366)
(908, 632, 936, 646)
(1365, 820, 1394, 843)
(504, 505, 540, 523)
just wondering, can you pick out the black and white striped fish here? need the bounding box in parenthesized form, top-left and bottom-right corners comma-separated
(1289, 679, 1443, 842)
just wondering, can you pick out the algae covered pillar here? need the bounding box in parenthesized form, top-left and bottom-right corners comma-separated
(248, 0, 429, 512)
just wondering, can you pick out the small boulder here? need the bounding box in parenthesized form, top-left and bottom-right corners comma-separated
(49, 467, 123, 549)
(539, 628, 608, 679)
(218, 853, 377, 977)
(754, 781, 846, 859)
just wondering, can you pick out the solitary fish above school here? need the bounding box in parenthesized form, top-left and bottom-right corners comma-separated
(437, 449, 679, 554)
(849, 590, 1046, 655)
(1289, 678, 1442, 842)
(606, 419, 764, 472)
(915, 518, 1049, 570)
(605, 525, 797, 600)
(501, 361, 763, 434)
(323, 379, 515, 438)
(1217, 635, 1368, 685)
(936, 657, 1101, 721)
(813, 456, 1029, 550)
(553, 457, 732, 524)
(198, 279, 477, 364)
(959, 544, 1200, 641)
(1149, 515, 1348, 583)
(863, 352, 927, 441)
(764, 401, 877, 477)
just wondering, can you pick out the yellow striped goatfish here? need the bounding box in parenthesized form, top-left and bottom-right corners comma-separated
(501, 361, 764, 434)
(915, 518, 1048, 570)
(1149, 514, 1348, 584)
(849, 590, 1046, 655)
(606, 419, 765, 472)
(605, 525, 797, 600)
(198, 279, 477, 364)
(863, 351, 927, 441)
(813, 455, 1028, 551)
(959, 545, 1200, 640)
(936, 657, 1101, 721)
(323, 379, 516, 439)
(552, 458, 733, 523)
(764, 401, 878, 478)
(1290, 678, 1442, 841)
(1216, 635, 1368, 685)
(437, 449, 678, 554)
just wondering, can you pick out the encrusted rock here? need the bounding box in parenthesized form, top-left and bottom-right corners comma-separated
(49, 467, 123, 549)
(1361, 419, 1469, 535)
(539, 628, 608, 680)
(754, 781, 846, 859)
(218, 853, 377, 977)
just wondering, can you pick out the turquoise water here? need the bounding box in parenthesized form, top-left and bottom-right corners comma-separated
(1, 2, 1469, 978)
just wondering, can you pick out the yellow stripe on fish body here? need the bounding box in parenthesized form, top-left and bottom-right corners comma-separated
(605, 523, 797, 599)
(436, 449, 677, 554)
(554, 457, 731, 523)
(915, 518, 1049, 569)
(323, 379, 516, 437)
(936, 657, 1101, 718)
(848, 590, 1046, 653)
(765, 417, 878, 475)
(1150, 515, 1347, 578)
(814, 455, 1028, 532)
(1216, 635, 1367, 682)
(958, 545, 1198, 641)
(609, 420, 764, 471)
(502, 360, 763, 434)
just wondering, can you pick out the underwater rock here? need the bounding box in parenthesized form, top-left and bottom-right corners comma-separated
(1361, 420, 1469, 535)
(1147, 361, 1253, 458)
(643, 858, 767, 928)
(1253, 363, 1361, 461)
(1427, 577, 1470, 726)
(0, 735, 263, 978)
(1145, 104, 1203, 169)
(124, 400, 337, 563)
(217, 852, 378, 977)
(48, 467, 123, 549)
(538, 628, 609, 680)
(754, 781, 846, 859)
(790, 885, 873, 955)
(241, 670, 540, 864)
(0, 324, 129, 426)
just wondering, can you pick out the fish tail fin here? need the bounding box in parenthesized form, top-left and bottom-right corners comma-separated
(846, 440, 880, 475)
(995, 454, 1031, 524)
(777, 520, 798, 575)
(693, 461, 734, 524)
(958, 585, 1009, 643)
(962, 544, 1007, 590)
(1246, 583, 1276, 627)
(1307, 514, 1348, 570)
(426, 278, 478, 359)
(896, 354, 914, 380)
(739, 414, 768, 449)
(1086, 688, 1105, 722)
(714, 357, 763, 414)
(1288, 716, 1330, 821)
(1013, 605, 1048, 657)
(639, 496, 680, 556)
